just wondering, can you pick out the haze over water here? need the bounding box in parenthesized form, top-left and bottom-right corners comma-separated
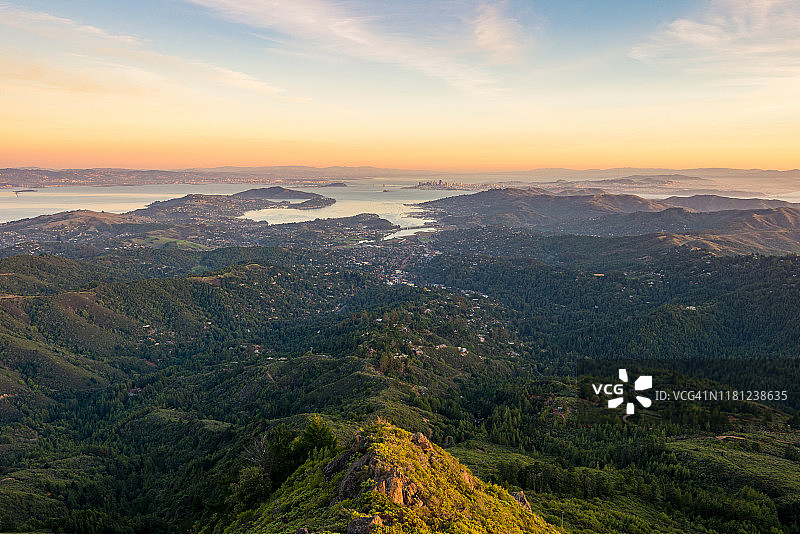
(0, 181, 467, 225)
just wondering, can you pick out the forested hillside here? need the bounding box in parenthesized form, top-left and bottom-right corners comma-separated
(0, 235, 798, 533)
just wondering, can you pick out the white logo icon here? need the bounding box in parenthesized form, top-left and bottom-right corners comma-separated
(607, 369, 652, 415)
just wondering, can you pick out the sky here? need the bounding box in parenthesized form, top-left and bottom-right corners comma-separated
(1, 0, 799, 170)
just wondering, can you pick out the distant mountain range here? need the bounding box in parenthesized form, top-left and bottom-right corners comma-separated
(418, 188, 800, 255)
(419, 189, 800, 224)
(2, 166, 799, 194)
(0, 166, 438, 187)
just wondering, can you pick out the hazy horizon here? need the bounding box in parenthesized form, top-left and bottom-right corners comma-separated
(4, 164, 800, 173)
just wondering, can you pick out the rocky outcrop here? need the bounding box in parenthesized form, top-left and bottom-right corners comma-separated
(323, 434, 363, 479)
(340, 452, 375, 498)
(412, 432, 432, 450)
(324, 428, 438, 508)
(512, 490, 532, 512)
(347, 514, 383, 534)
(229, 422, 559, 534)
(372, 468, 421, 506)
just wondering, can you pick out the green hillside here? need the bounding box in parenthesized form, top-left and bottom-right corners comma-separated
(0, 241, 798, 533)
(224, 421, 559, 534)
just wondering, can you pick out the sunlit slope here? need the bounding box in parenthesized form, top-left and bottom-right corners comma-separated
(225, 421, 560, 534)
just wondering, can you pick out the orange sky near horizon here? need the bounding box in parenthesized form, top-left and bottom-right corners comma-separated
(2, 1, 799, 172)
(3, 124, 798, 172)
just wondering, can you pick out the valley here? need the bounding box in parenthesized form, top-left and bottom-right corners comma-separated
(0, 185, 799, 533)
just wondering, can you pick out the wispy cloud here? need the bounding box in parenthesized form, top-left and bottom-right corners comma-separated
(0, 4, 143, 46)
(0, 48, 148, 94)
(0, 3, 284, 97)
(471, 1, 525, 64)
(182, 0, 499, 92)
(630, 0, 800, 81)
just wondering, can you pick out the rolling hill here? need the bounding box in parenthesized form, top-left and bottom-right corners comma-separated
(662, 194, 800, 212)
(417, 189, 800, 255)
(417, 188, 671, 227)
(130, 186, 334, 221)
(0, 187, 355, 250)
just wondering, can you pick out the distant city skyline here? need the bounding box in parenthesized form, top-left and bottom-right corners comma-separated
(2, 0, 799, 170)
